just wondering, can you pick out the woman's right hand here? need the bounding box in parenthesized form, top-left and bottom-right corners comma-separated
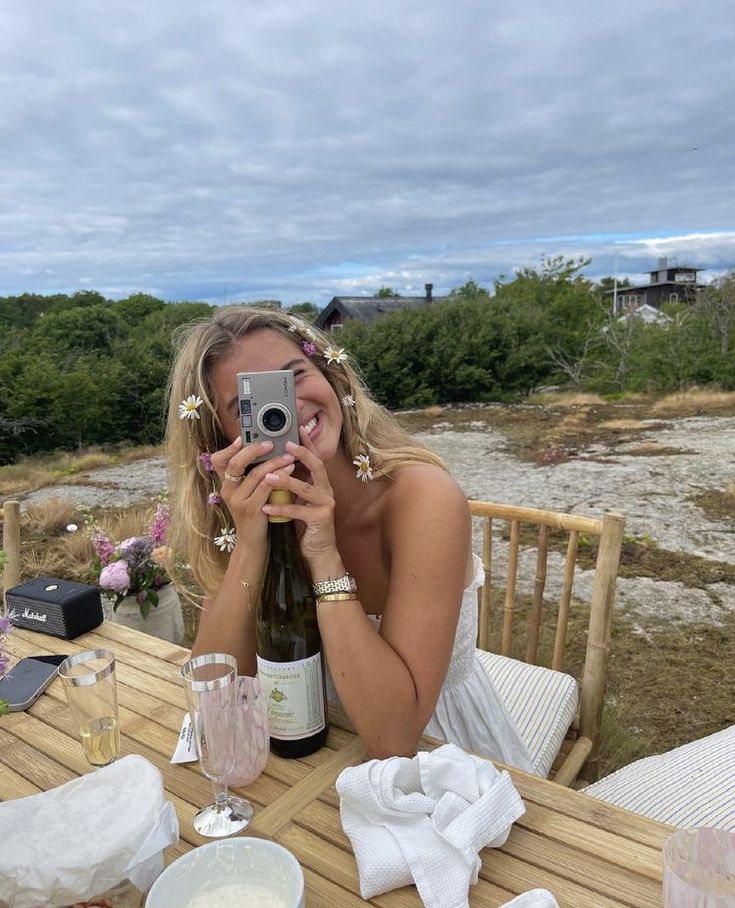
(211, 437, 296, 544)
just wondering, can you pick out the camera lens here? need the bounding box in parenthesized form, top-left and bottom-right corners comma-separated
(259, 404, 291, 435)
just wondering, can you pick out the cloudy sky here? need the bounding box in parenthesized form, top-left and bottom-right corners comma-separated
(2, 0, 734, 307)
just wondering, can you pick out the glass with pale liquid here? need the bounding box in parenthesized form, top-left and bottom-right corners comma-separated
(59, 648, 120, 768)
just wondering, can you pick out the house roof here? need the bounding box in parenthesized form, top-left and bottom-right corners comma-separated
(315, 294, 451, 329)
(606, 280, 706, 294)
(647, 264, 704, 274)
(618, 303, 671, 324)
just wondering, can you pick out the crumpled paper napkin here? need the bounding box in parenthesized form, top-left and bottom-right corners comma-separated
(0, 754, 179, 908)
(336, 742, 525, 908)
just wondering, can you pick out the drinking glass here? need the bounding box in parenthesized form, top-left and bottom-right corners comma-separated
(59, 649, 120, 768)
(181, 652, 253, 837)
(224, 675, 270, 788)
(663, 827, 735, 906)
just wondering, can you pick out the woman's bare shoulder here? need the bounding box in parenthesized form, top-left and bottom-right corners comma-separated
(383, 463, 469, 523)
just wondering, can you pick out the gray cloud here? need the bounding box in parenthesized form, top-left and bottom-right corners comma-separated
(1, 0, 734, 305)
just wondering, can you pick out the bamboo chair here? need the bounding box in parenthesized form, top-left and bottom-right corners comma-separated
(469, 500, 625, 786)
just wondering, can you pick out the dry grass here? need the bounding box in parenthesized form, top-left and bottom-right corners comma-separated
(527, 391, 605, 406)
(691, 483, 735, 524)
(0, 502, 163, 598)
(22, 497, 78, 535)
(652, 387, 735, 413)
(556, 411, 589, 432)
(0, 444, 162, 498)
(598, 418, 650, 431)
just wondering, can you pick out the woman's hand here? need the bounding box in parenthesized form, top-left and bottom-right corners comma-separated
(260, 431, 341, 572)
(210, 437, 296, 544)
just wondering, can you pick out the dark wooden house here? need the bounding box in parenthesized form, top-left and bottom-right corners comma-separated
(315, 283, 449, 331)
(612, 258, 706, 312)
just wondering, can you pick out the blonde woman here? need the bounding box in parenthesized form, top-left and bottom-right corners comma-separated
(166, 306, 532, 768)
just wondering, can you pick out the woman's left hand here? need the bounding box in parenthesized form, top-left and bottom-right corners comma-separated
(260, 430, 340, 569)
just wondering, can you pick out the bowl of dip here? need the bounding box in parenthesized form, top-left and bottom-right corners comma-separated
(146, 837, 305, 908)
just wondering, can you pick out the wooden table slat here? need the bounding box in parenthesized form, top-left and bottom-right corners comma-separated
(501, 825, 662, 908)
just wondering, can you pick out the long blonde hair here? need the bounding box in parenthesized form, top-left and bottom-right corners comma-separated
(165, 306, 446, 596)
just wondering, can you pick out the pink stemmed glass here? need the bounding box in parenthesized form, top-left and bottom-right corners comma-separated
(224, 675, 270, 788)
(180, 652, 253, 837)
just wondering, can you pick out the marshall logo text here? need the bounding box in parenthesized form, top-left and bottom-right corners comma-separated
(22, 607, 48, 623)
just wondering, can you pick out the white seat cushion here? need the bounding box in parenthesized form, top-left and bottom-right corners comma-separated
(582, 724, 735, 830)
(476, 649, 578, 777)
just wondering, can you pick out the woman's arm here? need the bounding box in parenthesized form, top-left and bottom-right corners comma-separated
(191, 541, 265, 673)
(263, 443, 470, 758)
(190, 436, 297, 673)
(317, 467, 470, 757)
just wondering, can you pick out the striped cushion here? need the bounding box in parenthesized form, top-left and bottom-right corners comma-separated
(582, 725, 735, 830)
(476, 649, 578, 776)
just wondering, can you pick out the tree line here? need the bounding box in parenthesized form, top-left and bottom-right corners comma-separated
(341, 259, 735, 409)
(1, 260, 733, 463)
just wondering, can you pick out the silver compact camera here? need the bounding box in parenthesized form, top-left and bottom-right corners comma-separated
(237, 370, 300, 464)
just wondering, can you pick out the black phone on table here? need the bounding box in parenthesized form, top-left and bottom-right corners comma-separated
(0, 654, 68, 711)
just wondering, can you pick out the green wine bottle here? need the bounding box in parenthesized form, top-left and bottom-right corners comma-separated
(256, 489, 329, 757)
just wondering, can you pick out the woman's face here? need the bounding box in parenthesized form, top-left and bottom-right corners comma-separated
(211, 328, 344, 462)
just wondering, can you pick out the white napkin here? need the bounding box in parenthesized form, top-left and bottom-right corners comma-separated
(500, 889, 560, 907)
(0, 754, 179, 907)
(336, 742, 525, 908)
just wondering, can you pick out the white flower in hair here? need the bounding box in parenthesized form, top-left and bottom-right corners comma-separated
(179, 395, 203, 420)
(342, 394, 355, 408)
(324, 346, 348, 365)
(214, 528, 237, 552)
(353, 453, 374, 482)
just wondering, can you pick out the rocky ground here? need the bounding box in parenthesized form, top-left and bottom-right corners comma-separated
(410, 408, 735, 627)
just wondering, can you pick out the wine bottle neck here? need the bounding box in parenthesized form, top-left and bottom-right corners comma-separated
(268, 488, 294, 523)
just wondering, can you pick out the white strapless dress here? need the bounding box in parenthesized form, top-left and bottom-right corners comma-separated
(325, 554, 535, 772)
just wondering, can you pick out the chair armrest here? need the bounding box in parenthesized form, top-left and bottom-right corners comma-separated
(553, 736, 592, 787)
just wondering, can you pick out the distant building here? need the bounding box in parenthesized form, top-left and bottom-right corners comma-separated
(611, 257, 706, 313)
(315, 283, 450, 331)
(617, 303, 671, 325)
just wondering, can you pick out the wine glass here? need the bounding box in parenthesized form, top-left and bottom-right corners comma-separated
(180, 652, 253, 837)
(224, 675, 270, 788)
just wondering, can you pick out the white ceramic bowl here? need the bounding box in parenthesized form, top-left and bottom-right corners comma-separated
(146, 837, 305, 908)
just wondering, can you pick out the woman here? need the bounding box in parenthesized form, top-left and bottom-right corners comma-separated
(166, 306, 532, 768)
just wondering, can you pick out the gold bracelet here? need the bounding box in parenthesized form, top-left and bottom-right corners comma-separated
(316, 591, 359, 603)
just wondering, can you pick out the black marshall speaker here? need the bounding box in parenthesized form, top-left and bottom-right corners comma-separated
(6, 576, 104, 639)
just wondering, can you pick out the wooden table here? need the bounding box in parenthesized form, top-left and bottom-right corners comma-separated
(0, 622, 673, 906)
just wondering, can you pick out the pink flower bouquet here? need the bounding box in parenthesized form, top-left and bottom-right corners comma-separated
(91, 504, 173, 618)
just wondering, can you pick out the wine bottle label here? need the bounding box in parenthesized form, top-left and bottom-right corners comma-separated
(256, 653, 326, 740)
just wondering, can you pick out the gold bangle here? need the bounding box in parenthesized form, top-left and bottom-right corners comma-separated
(316, 592, 359, 603)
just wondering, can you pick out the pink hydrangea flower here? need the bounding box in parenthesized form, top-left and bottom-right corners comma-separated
(303, 341, 317, 357)
(198, 452, 214, 472)
(208, 492, 222, 505)
(99, 560, 131, 595)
